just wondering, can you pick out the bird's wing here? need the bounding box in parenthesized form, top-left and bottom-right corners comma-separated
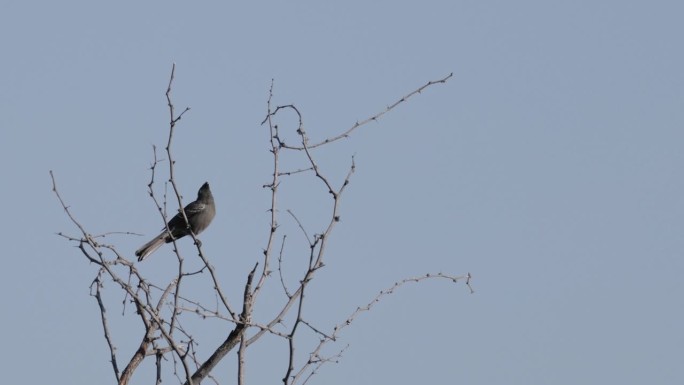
(184, 202, 206, 216)
(161, 201, 207, 234)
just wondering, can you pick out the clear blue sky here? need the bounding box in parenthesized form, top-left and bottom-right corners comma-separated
(1, 1, 682, 384)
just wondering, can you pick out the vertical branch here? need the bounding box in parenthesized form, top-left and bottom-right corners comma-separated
(163, 64, 236, 320)
(169, 259, 184, 337)
(90, 273, 120, 383)
(162, 63, 192, 255)
(283, 266, 308, 384)
(253, 79, 279, 301)
(237, 335, 247, 385)
(297, 116, 356, 272)
(165, 62, 191, 206)
(161, 63, 195, 384)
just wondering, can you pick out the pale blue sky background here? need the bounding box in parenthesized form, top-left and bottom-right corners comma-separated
(1, 1, 682, 384)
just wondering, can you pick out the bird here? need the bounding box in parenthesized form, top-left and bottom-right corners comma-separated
(135, 182, 216, 261)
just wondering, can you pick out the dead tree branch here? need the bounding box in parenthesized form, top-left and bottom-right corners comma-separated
(52, 68, 469, 385)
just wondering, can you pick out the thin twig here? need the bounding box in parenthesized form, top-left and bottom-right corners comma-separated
(290, 272, 472, 383)
(90, 273, 120, 382)
(267, 73, 453, 150)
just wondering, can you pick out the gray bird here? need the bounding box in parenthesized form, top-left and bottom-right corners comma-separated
(135, 182, 216, 261)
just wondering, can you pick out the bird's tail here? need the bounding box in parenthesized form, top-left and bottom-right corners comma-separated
(135, 233, 167, 261)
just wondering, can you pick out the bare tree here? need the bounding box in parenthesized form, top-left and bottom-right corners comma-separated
(52, 64, 472, 385)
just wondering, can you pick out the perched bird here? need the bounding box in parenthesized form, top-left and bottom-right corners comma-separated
(135, 182, 216, 261)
